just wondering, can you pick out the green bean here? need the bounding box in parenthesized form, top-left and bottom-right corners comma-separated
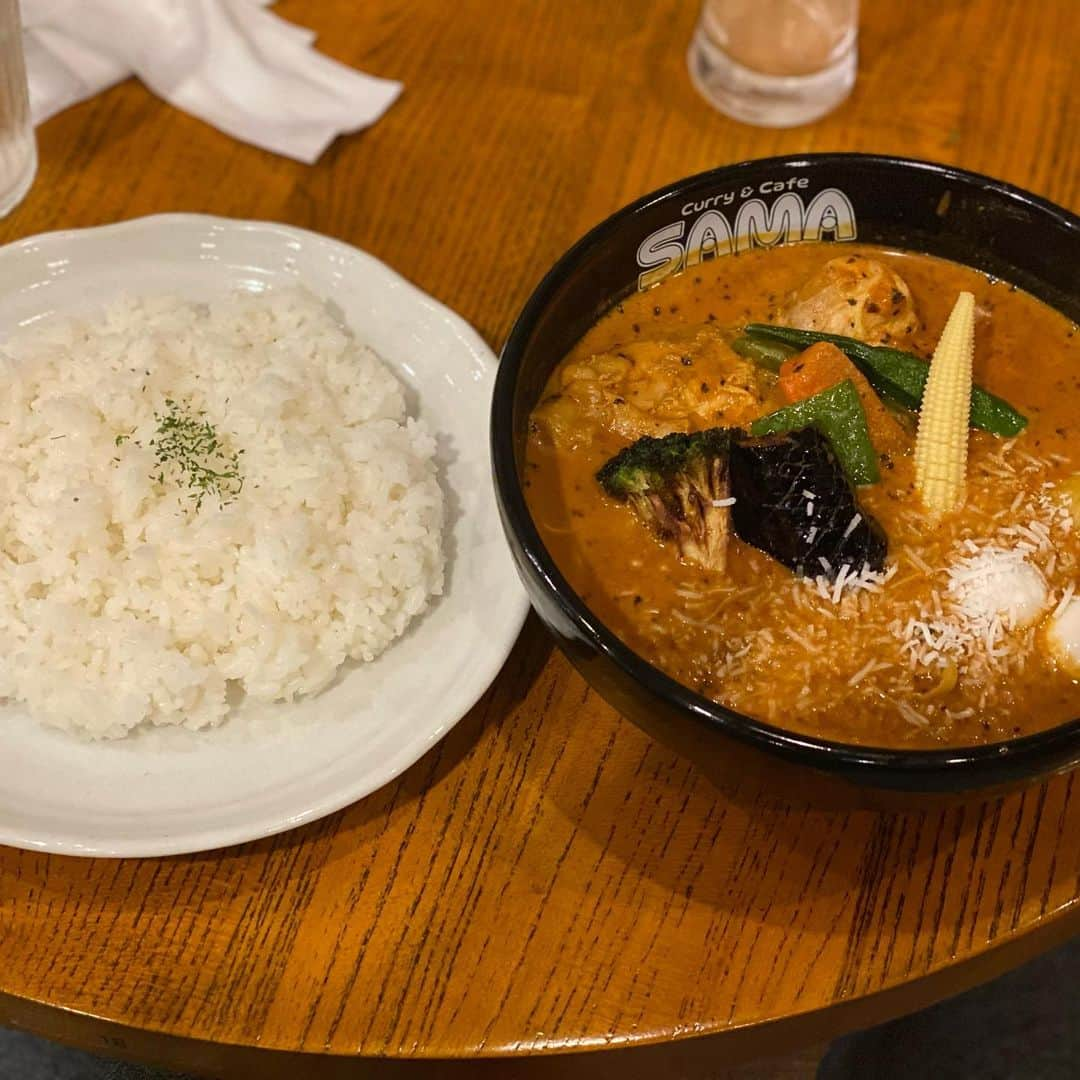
(750, 380, 880, 486)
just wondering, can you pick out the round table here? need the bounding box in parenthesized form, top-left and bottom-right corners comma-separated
(2, 1, 1078, 1076)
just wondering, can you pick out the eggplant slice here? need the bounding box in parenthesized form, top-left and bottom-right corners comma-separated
(730, 428, 887, 579)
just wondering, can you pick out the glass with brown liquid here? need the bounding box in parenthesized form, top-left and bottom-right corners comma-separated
(688, 0, 859, 127)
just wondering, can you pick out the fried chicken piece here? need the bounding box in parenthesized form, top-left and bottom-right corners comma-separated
(781, 256, 919, 345)
(532, 326, 765, 450)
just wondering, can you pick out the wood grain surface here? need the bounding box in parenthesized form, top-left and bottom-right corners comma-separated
(1, 0, 1078, 1075)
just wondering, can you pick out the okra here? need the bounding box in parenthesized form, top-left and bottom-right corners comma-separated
(741, 324, 1028, 437)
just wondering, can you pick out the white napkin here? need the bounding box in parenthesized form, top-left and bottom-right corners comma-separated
(21, 0, 403, 163)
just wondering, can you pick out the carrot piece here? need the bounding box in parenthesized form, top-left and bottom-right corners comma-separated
(779, 342, 854, 400)
(778, 342, 907, 453)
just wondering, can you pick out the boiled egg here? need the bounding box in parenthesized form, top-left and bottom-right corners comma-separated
(1044, 593, 1080, 678)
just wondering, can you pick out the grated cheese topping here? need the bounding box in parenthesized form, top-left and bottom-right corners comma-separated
(892, 481, 1072, 680)
(948, 547, 1048, 626)
(656, 437, 1077, 742)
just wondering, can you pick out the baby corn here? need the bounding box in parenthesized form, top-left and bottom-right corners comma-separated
(914, 291, 976, 514)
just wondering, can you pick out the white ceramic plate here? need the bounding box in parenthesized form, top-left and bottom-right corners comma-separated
(0, 214, 529, 857)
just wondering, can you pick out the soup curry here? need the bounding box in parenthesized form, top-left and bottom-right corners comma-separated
(524, 244, 1080, 747)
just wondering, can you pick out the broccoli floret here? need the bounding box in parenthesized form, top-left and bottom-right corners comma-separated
(596, 428, 732, 570)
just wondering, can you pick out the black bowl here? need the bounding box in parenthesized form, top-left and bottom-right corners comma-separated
(492, 153, 1080, 798)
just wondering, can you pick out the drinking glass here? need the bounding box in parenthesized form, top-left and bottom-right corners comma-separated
(687, 0, 859, 128)
(0, 0, 36, 217)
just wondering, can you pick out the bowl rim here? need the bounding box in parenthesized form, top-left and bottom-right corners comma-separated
(493, 151, 1080, 781)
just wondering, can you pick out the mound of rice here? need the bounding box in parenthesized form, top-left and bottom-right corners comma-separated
(0, 287, 444, 739)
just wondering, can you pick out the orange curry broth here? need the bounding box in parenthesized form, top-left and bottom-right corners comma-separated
(524, 243, 1080, 748)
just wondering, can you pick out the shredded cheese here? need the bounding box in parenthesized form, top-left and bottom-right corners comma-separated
(842, 513, 863, 539)
(662, 441, 1076, 743)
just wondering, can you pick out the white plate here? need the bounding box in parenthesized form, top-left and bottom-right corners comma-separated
(0, 214, 528, 857)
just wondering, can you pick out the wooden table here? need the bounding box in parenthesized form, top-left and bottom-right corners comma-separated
(2, 1, 1078, 1076)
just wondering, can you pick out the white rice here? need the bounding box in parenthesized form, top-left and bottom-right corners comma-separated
(0, 287, 444, 738)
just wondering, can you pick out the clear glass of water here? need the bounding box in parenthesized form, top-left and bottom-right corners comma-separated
(0, 0, 36, 217)
(687, 0, 859, 128)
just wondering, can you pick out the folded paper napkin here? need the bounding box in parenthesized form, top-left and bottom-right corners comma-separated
(21, 0, 403, 163)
